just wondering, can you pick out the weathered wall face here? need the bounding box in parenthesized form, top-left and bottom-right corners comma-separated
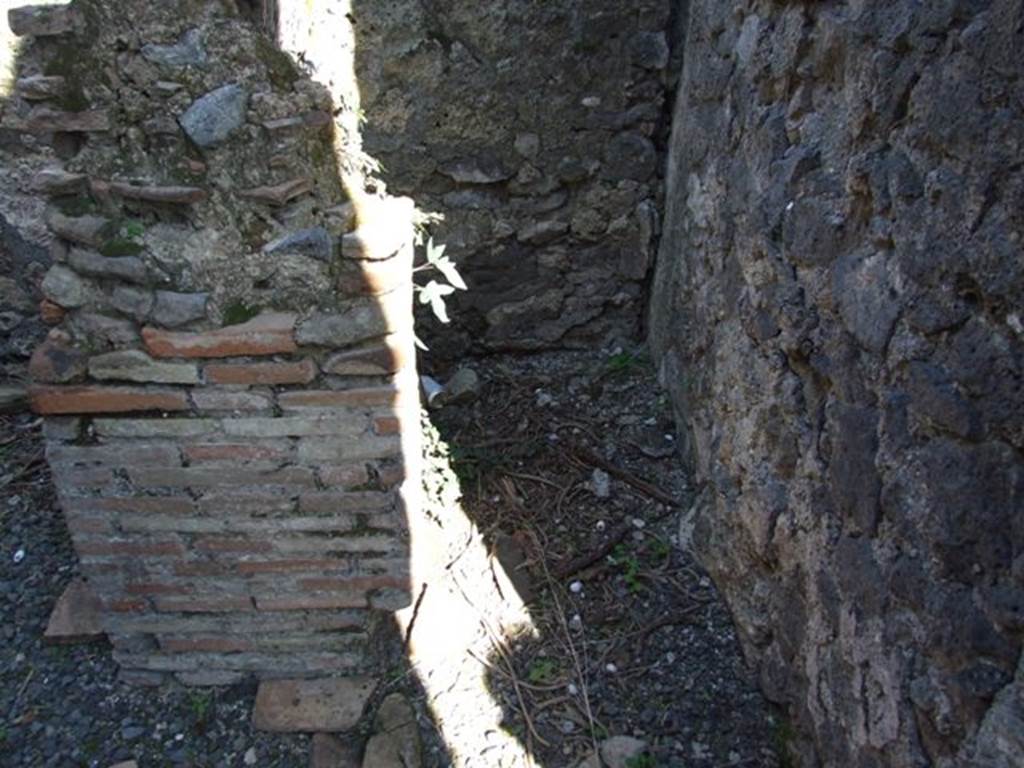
(9, 0, 418, 685)
(352, 0, 677, 354)
(650, 2, 1023, 766)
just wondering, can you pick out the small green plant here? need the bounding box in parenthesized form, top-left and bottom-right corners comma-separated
(188, 690, 213, 722)
(606, 351, 640, 375)
(222, 301, 260, 326)
(527, 658, 558, 684)
(415, 237, 466, 325)
(649, 536, 672, 562)
(611, 544, 643, 593)
(625, 754, 657, 768)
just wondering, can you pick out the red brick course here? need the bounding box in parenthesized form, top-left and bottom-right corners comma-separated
(204, 359, 317, 385)
(30, 385, 190, 414)
(142, 313, 297, 359)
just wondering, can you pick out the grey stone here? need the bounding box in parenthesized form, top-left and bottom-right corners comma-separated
(0, 386, 28, 414)
(647, 4, 1024, 768)
(17, 74, 66, 101)
(179, 84, 247, 147)
(69, 313, 139, 347)
(514, 133, 540, 159)
(252, 677, 376, 733)
(142, 29, 207, 68)
(110, 286, 154, 320)
(362, 694, 421, 768)
(46, 211, 110, 247)
(517, 220, 569, 245)
(151, 291, 208, 327)
(599, 737, 648, 768)
(296, 299, 400, 348)
(438, 158, 511, 185)
(630, 31, 670, 69)
(310, 733, 360, 768)
(437, 367, 480, 405)
(7, 4, 75, 36)
(88, 350, 199, 385)
(263, 227, 333, 261)
(31, 168, 87, 196)
(602, 133, 656, 182)
(41, 265, 92, 308)
(0, 277, 33, 312)
(67, 248, 148, 284)
(43, 580, 103, 644)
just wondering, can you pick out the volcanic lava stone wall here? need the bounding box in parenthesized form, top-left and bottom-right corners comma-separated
(650, 2, 1024, 767)
(8, 0, 417, 685)
(350, 0, 682, 354)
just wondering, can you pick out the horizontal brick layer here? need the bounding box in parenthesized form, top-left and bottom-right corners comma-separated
(142, 312, 297, 358)
(204, 359, 317, 385)
(31, 385, 190, 414)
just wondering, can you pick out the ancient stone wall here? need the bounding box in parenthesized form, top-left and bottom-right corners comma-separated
(351, 0, 680, 354)
(649, 2, 1023, 766)
(8, 0, 417, 685)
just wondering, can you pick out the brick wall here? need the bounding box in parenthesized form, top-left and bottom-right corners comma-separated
(7, 1, 418, 685)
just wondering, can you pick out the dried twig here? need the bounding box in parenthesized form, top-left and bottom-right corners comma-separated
(572, 446, 680, 508)
(553, 521, 632, 581)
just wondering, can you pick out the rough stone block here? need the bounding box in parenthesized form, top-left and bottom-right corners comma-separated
(323, 338, 409, 376)
(179, 84, 247, 147)
(30, 385, 190, 415)
(67, 248, 148, 284)
(2, 107, 109, 132)
(17, 74, 66, 100)
(142, 312, 297, 358)
(108, 183, 207, 205)
(41, 265, 95, 308)
(141, 28, 208, 68)
(44, 579, 104, 644)
(252, 677, 376, 732)
(7, 4, 75, 36)
(88, 350, 200, 384)
(29, 336, 87, 383)
(151, 292, 209, 328)
(295, 297, 403, 348)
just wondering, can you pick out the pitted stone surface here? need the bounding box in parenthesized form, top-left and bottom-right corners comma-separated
(179, 84, 247, 147)
(649, 2, 1024, 767)
(252, 677, 376, 733)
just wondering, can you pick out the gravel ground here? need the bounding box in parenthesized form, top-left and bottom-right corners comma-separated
(426, 347, 781, 767)
(0, 344, 780, 768)
(0, 412, 313, 767)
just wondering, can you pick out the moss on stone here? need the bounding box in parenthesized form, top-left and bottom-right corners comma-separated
(254, 34, 299, 90)
(222, 301, 260, 326)
(99, 237, 143, 257)
(54, 195, 98, 217)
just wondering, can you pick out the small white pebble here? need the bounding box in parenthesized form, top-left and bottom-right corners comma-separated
(665, 434, 674, 442)
(595, 520, 606, 532)
(12, 548, 25, 564)
(567, 683, 579, 695)
(569, 581, 583, 594)
(632, 518, 646, 529)
(605, 663, 618, 674)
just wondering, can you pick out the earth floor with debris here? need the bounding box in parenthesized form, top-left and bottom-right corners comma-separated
(0, 346, 780, 767)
